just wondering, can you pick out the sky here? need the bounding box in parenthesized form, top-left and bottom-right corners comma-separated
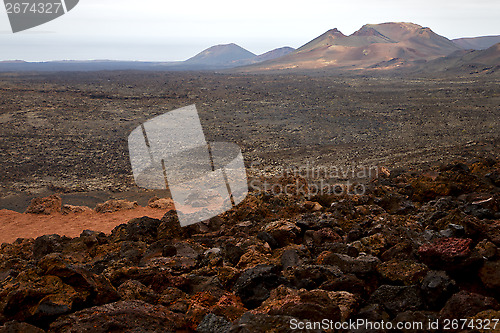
(0, 0, 499, 61)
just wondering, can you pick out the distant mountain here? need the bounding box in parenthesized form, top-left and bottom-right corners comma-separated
(452, 36, 500, 50)
(0, 60, 26, 63)
(0, 44, 293, 71)
(184, 44, 294, 68)
(418, 42, 500, 74)
(253, 47, 295, 63)
(0, 60, 180, 71)
(241, 22, 462, 71)
(0, 22, 496, 73)
(184, 43, 256, 68)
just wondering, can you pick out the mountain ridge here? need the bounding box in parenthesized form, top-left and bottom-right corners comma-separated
(242, 22, 463, 71)
(420, 42, 500, 73)
(452, 35, 500, 50)
(0, 22, 497, 73)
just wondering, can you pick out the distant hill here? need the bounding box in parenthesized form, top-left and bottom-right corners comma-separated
(184, 44, 294, 68)
(0, 60, 26, 63)
(0, 44, 294, 71)
(252, 47, 295, 63)
(0, 60, 181, 71)
(453, 36, 500, 50)
(184, 43, 256, 68)
(416, 43, 500, 74)
(241, 22, 462, 71)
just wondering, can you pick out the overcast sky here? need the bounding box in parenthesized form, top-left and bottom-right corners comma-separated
(0, 0, 499, 61)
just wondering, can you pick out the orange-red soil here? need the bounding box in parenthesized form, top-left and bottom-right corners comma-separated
(0, 208, 168, 244)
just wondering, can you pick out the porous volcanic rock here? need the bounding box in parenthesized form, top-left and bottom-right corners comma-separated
(95, 199, 138, 213)
(0, 159, 499, 331)
(25, 195, 62, 215)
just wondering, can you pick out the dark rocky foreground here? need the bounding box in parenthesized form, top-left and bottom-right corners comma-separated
(1, 158, 500, 332)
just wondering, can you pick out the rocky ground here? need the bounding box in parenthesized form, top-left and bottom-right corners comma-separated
(0, 71, 499, 211)
(0, 158, 499, 332)
(0, 70, 498, 332)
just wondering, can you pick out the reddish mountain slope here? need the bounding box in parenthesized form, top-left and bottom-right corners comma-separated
(242, 22, 462, 71)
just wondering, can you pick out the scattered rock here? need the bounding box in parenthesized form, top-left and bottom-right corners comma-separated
(25, 195, 62, 215)
(327, 291, 358, 321)
(115, 216, 161, 243)
(479, 261, 500, 291)
(256, 232, 279, 249)
(439, 290, 499, 319)
(253, 285, 342, 322)
(49, 300, 186, 332)
(95, 199, 138, 213)
(317, 252, 380, 274)
(377, 259, 428, 285)
(303, 201, 323, 212)
(157, 287, 186, 306)
(236, 249, 272, 270)
(33, 234, 66, 259)
(0, 270, 81, 326)
(211, 292, 247, 321)
(148, 197, 175, 210)
(1, 159, 500, 330)
(61, 204, 92, 215)
(420, 270, 456, 309)
(283, 264, 342, 290)
(462, 218, 500, 246)
(329, 199, 356, 219)
(280, 248, 300, 269)
(222, 243, 245, 266)
(233, 265, 284, 309)
(197, 313, 231, 333)
(418, 237, 474, 270)
(354, 303, 390, 324)
(118, 279, 158, 304)
(368, 285, 424, 316)
(304, 227, 342, 247)
(320, 273, 368, 296)
(469, 310, 500, 333)
(0, 321, 45, 333)
(263, 220, 300, 248)
(474, 240, 497, 259)
(157, 210, 185, 240)
(351, 233, 387, 255)
(217, 266, 240, 288)
(380, 241, 414, 261)
(439, 223, 465, 238)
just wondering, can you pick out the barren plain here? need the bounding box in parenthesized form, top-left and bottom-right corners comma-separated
(0, 71, 498, 211)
